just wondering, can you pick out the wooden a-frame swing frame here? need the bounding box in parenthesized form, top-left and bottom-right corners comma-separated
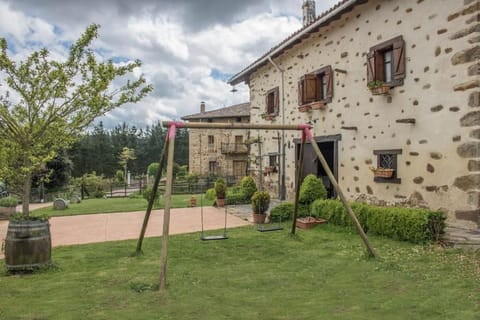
(135, 121, 377, 292)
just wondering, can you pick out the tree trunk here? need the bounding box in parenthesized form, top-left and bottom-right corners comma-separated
(22, 171, 31, 218)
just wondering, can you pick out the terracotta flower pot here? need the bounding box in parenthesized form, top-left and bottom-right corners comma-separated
(253, 213, 267, 224)
(296, 217, 327, 229)
(216, 198, 225, 207)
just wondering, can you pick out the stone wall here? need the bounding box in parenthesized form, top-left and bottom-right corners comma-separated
(247, 0, 479, 229)
(188, 118, 250, 179)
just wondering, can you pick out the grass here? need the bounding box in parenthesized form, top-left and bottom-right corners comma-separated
(32, 194, 205, 218)
(0, 224, 479, 319)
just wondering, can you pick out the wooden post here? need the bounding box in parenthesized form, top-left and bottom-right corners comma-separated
(303, 127, 377, 258)
(159, 124, 177, 291)
(291, 130, 306, 235)
(135, 136, 169, 254)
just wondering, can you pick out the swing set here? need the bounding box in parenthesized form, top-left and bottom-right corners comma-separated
(135, 121, 377, 292)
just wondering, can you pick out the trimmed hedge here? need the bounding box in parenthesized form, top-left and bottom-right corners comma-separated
(269, 201, 310, 221)
(311, 199, 446, 243)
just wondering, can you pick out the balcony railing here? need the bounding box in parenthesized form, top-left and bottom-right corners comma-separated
(220, 143, 248, 154)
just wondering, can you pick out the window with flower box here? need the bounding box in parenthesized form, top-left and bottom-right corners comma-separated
(265, 87, 279, 117)
(367, 36, 405, 89)
(372, 149, 402, 184)
(298, 65, 333, 109)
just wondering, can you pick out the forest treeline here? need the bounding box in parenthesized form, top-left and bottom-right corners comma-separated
(68, 121, 189, 178)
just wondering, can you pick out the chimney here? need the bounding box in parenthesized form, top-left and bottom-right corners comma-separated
(302, 0, 316, 26)
(200, 101, 205, 113)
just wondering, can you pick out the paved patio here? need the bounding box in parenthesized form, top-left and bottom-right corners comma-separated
(0, 206, 250, 259)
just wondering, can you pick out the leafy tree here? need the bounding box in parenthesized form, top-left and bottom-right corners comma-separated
(147, 162, 160, 177)
(118, 147, 136, 180)
(0, 24, 152, 217)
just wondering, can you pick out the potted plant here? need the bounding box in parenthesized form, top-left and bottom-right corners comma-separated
(0, 24, 151, 272)
(0, 196, 18, 219)
(251, 190, 270, 224)
(295, 174, 328, 229)
(214, 178, 227, 207)
(367, 80, 390, 95)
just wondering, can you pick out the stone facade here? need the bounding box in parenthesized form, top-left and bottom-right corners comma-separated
(230, 0, 480, 230)
(182, 103, 250, 182)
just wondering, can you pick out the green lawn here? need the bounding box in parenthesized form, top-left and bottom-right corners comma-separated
(1, 225, 478, 319)
(32, 194, 205, 217)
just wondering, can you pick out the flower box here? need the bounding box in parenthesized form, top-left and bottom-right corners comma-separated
(298, 105, 312, 112)
(370, 167, 395, 178)
(369, 85, 390, 95)
(310, 101, 326, 110)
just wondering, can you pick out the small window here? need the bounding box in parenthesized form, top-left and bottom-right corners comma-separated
(367, 36, 405, 87)
(208, 135, 214, 152)
(298, 65, 333, 106)
(265, 87, 279, 115)
(268, 154, 278, 167)
(208, 161, 217, 174)
(373, 149, 402, 183)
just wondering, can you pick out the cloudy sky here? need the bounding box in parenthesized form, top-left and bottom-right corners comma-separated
(1, 0, 339, 129)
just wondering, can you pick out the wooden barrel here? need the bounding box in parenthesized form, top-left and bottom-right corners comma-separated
(4, 220, 52, 271)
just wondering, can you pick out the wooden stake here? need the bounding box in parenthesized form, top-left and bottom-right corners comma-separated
(304, 128, 377, 258)
(135, 136, 169, 254)
(291, 131, 306, 235)
(159, 124, 177, 291)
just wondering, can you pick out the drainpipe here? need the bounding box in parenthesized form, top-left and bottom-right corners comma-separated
(267, 56, 286, 200)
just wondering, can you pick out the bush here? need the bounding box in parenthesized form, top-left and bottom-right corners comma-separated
(205, 188, 216, 201)
(226, 191, 247, 205)
(269, 201, 310, 221)
(270, 202, 294, 221)
(214, 178, 227, 199)
(240, 176, 257, 200)
(0, 196, 18, 207)
(143, 187, 160, 204)
(251, 191, 270, 214)
(311, 199, 446, 243)
(299, 174, 327, 205)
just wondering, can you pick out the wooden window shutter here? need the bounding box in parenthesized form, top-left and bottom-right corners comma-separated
(367, 51, 375, 83)
(325, 66, 333, 103)
(392, 37, 405, 86)
(298, 78, 304, 105)
(304, 74, 317, 103)
(274, 87, 279, 114)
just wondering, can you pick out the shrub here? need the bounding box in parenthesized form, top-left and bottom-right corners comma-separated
(205, 188, 216, 201)
(116, 170, 124, 183)
(299, 174, 327, 205)
(0, 196, 18, 207)
(251, 191, 270, 214)
(240, 176, 257, 200)
(226, 191, 247, 205)
(270, 202, 294, 221)
(214, 178, 227, 199)
(311, 199, 446, 243)
(143, 187, 160, 204)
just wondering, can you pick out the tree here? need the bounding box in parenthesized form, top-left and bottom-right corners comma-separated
(0, 24, 152, 217)
(118, 147, 136, 181)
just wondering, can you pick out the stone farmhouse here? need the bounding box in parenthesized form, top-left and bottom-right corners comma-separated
(228, 0, 480, 231)
(181, 102, 250, 182)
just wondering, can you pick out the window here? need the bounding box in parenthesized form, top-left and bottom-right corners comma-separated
(298, 65, 333, 105)
(367, 36, 405, 87)
(265, 87, 279, 115)
(268, 154, 278, 167)
(208, 135, 214, 152)
(209, 161, 217, 174)
(373, 149, 402, 183)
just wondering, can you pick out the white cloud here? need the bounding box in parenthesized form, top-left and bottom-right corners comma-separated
(0, 0, 342, 128)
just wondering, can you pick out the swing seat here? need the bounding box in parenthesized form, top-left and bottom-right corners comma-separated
(257, 225, 283, 232)
(201, 234, 228, 241)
